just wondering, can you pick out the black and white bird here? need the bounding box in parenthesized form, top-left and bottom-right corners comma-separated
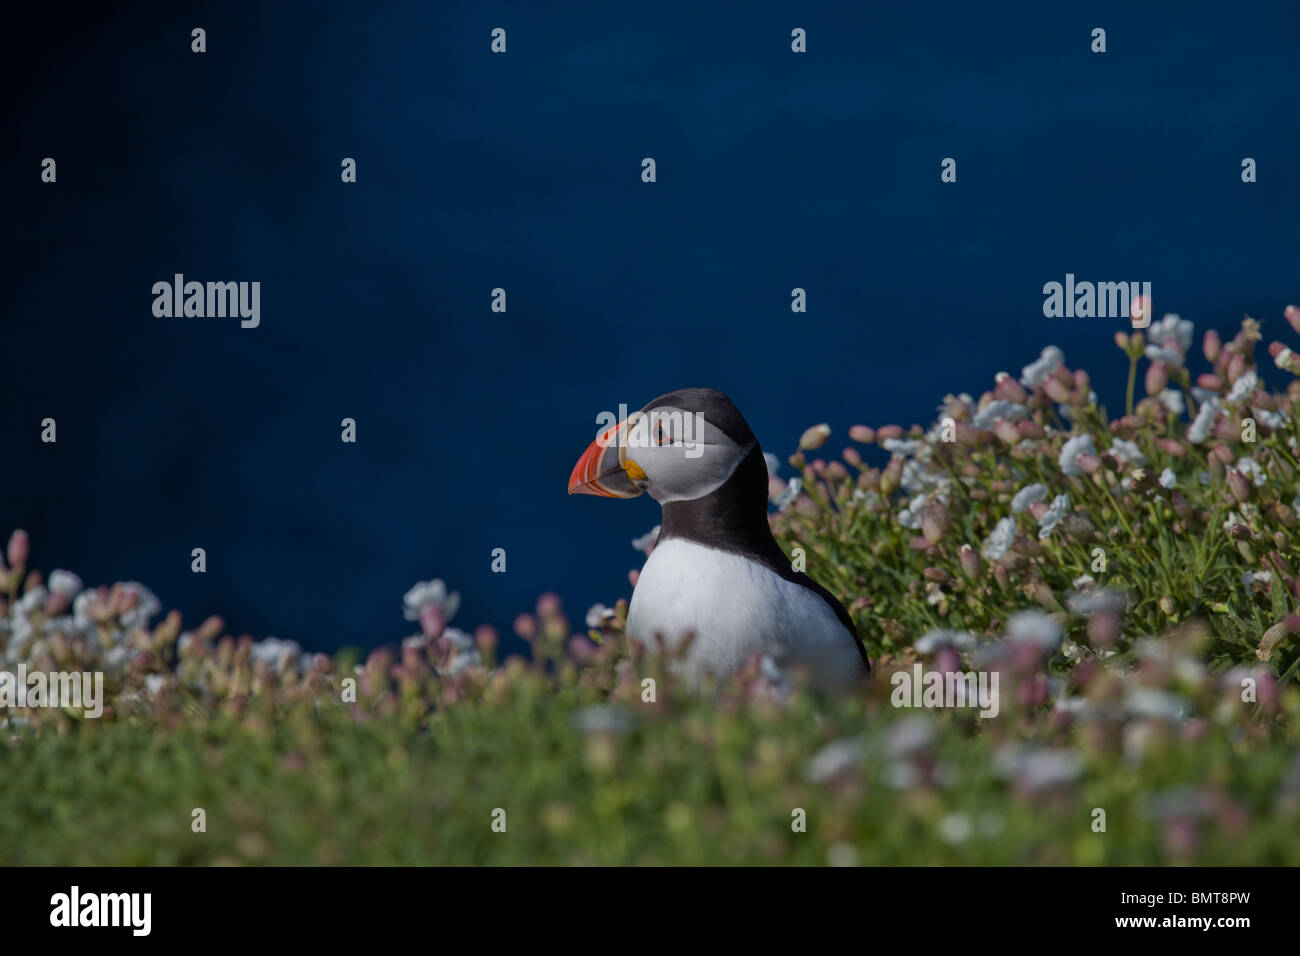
(568, 388, 870, 692)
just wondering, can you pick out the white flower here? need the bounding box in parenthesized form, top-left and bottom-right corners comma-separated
(403, 579, 460, 622)
(883, 437, 924, 456)
(585, 603, 613, 629)
(1226, 371, 1258, 404)
(117, 582, 161, 633)
(1158, 389, 1185, 416)
(1007, 610, 1062, 651)
(1067, 588, 1126, 615)
(572, 705, 634, 736)
(901, 460, 950, 495)
(938, 813, 974, 845)
(1236, 456, 1267, 486)
(9, 613, 34, 651)
(1253, 407, 1286, 430)
(439, 628, 481, 676)
(773, 476, 802, 511)
(1241, 570, 1273, 588)
(915, 629, 977, 653)
(971, 400, 1028, 431)
(1020, 346, 1064, 388)
(47, 570, 83, 598)
(1011, 483, 1048, 514)
(631, 525, 661, 554)
(1158, 468, 1176, 489)
(1125, 688, 1188, 722)
(1188, 398, 1220, 444)
(1058, 434, 1096, 476)
(852, 488, 880, 507)
(763, 452, 781, 476)
(1109, 439, 1146, 466)
(1149, 313, 1193, 353)
(250, 637, 301, 674)
(805, 738, 864, 785)
(1144, 345, 1184, 367)
(896, 495, 927, 530)
(15, 586, 47, 616)
(980, 517, 1016, 561)
(885, 716, 937, 758)
(993, 744, 1082, 791)
(1037, 493, 1071, 539)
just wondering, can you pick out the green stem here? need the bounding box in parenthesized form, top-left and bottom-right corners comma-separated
(1125, 356, 1138, 417)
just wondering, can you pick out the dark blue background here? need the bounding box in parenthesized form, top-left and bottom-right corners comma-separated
(3, 1, 1297, 652)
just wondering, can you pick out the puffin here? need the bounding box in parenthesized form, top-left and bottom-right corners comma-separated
(568, 388, 870, 692)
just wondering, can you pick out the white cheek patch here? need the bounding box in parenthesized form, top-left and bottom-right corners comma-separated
(626, 405, 753, 503)
(647, 439, 754, 503)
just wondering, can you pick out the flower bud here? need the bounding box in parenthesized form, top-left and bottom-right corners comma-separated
(1227, 469, 1251, 503)
(1226, 352, 1247, 384)
(1286, 304, 1300, 336)
(921, 501, 951, 544)
(1203, 329, 1222, 362)
(6, 530, 29, 570)
(1044, 378, 1072, 404)
(848, 425, 875, 444)
(993, 419, 1020, 445)
(1145, 362, 1168, 396)
(1087, 609, 1119, 646)
(799, 423, 831, 451)
(994, 564, 1011, 593)
(880, 458, 903, 496)
(958, 544, 981, 580)
(1017, 420, 1046, 440)
(1075, 452, 1102, 475)
(994, 375, 1028, 404)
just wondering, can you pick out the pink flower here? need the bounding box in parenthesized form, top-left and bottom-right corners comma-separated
(7, 529, 29, 569)
(1285, 304, 1300, 336)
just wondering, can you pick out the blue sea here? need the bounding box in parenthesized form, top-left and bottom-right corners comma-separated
(3, 0, 1298, 653)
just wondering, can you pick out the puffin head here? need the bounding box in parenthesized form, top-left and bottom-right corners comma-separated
(568, 388, 759, 504)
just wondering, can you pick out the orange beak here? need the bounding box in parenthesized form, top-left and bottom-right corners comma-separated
(568, 419, 646, 498)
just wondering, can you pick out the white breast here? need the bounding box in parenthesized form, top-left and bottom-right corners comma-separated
(626, 537, 866, 692)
